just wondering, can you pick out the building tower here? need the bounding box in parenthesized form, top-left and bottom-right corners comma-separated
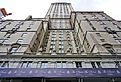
(0, 2, 121, 82)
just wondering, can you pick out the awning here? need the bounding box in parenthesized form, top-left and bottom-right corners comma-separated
(0, 68, 120, 78)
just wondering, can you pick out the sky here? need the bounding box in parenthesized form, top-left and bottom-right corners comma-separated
(0, 0, 121, 20)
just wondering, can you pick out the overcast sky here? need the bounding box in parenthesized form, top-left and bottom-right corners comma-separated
(1, 0, 121, 20)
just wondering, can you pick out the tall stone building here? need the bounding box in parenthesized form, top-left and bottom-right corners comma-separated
(0, 2, 121, 82)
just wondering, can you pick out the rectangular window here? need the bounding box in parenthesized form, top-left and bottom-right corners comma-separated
(41, 62, 48, 68)
(49, 50, 52, 53)
(21, 33, 27, 37)
(113, 34, 118, 37)
(4, 25, 9, 28)
(59, 45, 61, 48)
(85, 39, 89, 45)
(115, 40, 121, 44)
(27, 62, 32, 68)
(113, 24, 120, 29)
(59, 50, 61, 53)
(2, 39, 8, 43)
(0, 61, 3, 66)
(96, 33, 102, 37)
(115, 62, 120, 68)
(15, 24, 19, 27)
(21, 62, 27, 68)
(100, 39, 105, 42)
(26, 28, 31, 31)
(4, 33, 10, 37)
(59, 42, 61, 44)
(17, 39, 23, 44)
(62, 62, 66, 68)
(9, 33, 14, 37)
(1, 61, 8, 68)
(62, 50, 64, 53)
(57, 62, 61, 68)
(76, 62, 82, 68)
(109, 34, 114, 37)
(109, 33, 119, 38)
(29, 24, 33, 27)
(91, 62, 96, 68)
(10, 47, 18, 52)
(11, 28, 16, 31)
(96, 62, 102, 68)
(0, 39, 4, 43)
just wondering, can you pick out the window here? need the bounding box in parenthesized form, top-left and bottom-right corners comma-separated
(84, 16, 86, 18)
(113, 24, 120, 29)
(114, 34, 119, 37)
(62, 62, 66, 68)
(59, 50, 61, 53)
(34, 39, 37, 44)
(91, 62, 96, 68)
(2, 39, 8, 43)
(21, 62, 27, 68)
(116, 39, 121, 44)
(85, 39, 89, 45)
(41, 62, 48, 68)
(110, 21, 113, 24)
(21, 33, 27, 37)
(11, 28, 16, 31)
(0, 61, 3, 66)
(57, 62, 61, 68)
(4, 33, 10, 37)
(59, 45, 61, 48)
(62, 50, 64, 53)
(96, 62, 102, 68)
(9, 33, 14, 37)
(1, 61, 8, 68)
(26, 28, 31, 31)
(27, 62, 32, 68)
(49, 50, 52, 53)
(17, 39, 23, 44)
(10, 47, 18, 52)
(106, 47, 114, 53)
(15, 24, 19, 27)
(29, 24, 33, 27)
(115, 62, 121, 68)
(76, 62, 82, 68)
(4, 24, 9, 28)
(100, 39, 105, 42)
(96, 33, 102, 37)
(109, 33, 118, 38)
(0, 39, 4, 43)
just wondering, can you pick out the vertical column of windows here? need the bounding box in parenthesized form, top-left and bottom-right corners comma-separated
(59, 30, 64, 53)
(66, 30, 72, 53)
(85, 38, 91, 51)
(42, 31, 50, 53)
(65, 4, 69, 14)
(72, 30, 81, 53)
(84, 16, 96, 31)
(50, 31, 56, 53)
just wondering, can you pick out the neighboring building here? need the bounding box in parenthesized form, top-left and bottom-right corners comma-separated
(0, 2, 121, 82)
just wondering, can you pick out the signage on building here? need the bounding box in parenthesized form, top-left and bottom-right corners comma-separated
(0, 68, 120, 78)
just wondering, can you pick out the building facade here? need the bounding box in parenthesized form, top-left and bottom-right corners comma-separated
(0, 2, 121, 82)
